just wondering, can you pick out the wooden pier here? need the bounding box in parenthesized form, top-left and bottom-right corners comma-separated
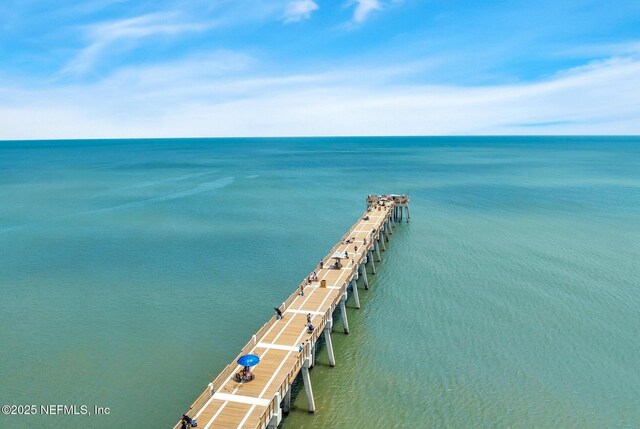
(174, 195, 410, 429)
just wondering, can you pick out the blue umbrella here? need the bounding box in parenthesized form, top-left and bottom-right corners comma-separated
(237, 354, 260, 367)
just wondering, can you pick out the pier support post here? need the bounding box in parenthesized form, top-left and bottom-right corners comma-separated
(310, 344, 315, 368)
(406, 206, 410, 223)
(350, 279, 360, 309)
(284, 386, 291, 414)
(368, 250, 376, 275)
(324, 320, 336, 366)
(360, 263, 369, 290)
(267, 392, 282, 428)
(380, 231, 386, 251)
(375, 238, 382, 261)
(339, 294, 350, 334)
(302, 361, 316, 412)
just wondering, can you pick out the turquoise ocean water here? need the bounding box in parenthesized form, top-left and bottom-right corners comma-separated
(0, 137, 639, 428)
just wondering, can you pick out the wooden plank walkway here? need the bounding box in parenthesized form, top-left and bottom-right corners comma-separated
(174, 195, 409, 429)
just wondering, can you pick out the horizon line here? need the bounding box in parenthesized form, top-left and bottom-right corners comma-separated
(2, 134, 640, 143)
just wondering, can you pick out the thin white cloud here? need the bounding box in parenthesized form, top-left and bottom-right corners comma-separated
(284, 0, 319, 23)
(352, 0, 381, 23)
(555, 41, 640, 59)
(62, 12, 213, 75)
(1, 54, 640, 139)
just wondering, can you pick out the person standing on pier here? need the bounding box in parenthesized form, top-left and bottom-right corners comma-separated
(319, 260, 324, 269)
(181, 414, 194, 428)
(307, 313, 312, 324)
(274, 307, 283, 320)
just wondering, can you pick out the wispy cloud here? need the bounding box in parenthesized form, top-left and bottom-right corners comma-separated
(284, 0, 319, 23)
(62, 12, 213, 76)
(2, 0, 638, 140)
(2, 52, 640, 139)
(352, 0, 381, 23)
(554, 41, 640, 59)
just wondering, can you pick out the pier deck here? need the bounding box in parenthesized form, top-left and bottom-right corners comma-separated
(174, 195, 409, 429)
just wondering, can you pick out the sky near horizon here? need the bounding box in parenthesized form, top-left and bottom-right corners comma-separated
(1, 0, 640, 139)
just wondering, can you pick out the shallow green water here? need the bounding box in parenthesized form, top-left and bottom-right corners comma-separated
(1, 137, 639, 428)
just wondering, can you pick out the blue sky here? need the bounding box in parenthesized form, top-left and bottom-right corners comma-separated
(1, 0, 640, 138)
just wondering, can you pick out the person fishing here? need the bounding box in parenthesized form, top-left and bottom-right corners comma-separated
(181, 414, 195, 428)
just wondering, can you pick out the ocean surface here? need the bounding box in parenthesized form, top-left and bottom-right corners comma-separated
(0, 137, 639, 428)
